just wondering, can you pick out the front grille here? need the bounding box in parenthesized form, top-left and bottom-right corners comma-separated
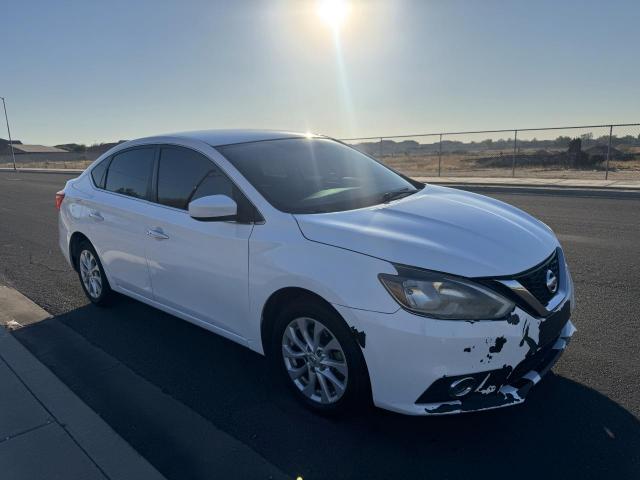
(515, 250, 560, 305)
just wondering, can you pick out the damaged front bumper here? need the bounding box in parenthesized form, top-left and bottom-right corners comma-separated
(420, 318, 576, 415)
(334, 294, 576, 416)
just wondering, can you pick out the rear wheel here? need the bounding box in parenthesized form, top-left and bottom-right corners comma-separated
(76, 240, 113, 306)
(271, 298, 370, 414)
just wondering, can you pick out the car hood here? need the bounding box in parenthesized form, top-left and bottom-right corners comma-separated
(294, 185, 559, 278)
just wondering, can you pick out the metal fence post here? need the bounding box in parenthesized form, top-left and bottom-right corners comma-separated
(605, 125, 612, 180)
(379, 137, 383, 159)
(511, 130, 518, 177)
(438, 133, 442, 177)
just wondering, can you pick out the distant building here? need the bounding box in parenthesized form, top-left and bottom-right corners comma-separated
(0, 138, 22, 155)
(0, 138, 73, 164)
(10, 144, 68, 154)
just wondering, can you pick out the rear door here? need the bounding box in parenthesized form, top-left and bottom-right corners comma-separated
(88, 146, 156, 298)
(144, 145, 254, 337)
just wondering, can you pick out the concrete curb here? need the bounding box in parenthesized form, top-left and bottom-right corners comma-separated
(0, 286, 166, 480)
(415, 176, 640, 190)
(0, 285, 51, 330)
(435, 182, 640, 192)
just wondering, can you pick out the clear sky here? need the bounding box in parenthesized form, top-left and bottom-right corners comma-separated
(2, 0, 639, 145)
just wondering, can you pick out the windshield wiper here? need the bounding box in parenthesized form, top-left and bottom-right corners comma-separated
(382, 187, 416, 203)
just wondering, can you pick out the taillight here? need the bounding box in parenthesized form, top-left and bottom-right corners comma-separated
(55, 190, 65, 210)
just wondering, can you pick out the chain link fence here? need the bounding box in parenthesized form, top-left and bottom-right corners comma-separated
(342, 123, 640, 181)
(2, 123, 639, 181)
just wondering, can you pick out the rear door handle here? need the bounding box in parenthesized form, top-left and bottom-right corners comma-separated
(89, 210, 104, 221)
(147, 228, 169, 240)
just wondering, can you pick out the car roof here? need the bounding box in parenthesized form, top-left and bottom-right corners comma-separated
(139, 129, 322, 147)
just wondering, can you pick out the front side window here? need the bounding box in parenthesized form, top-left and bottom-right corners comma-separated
(105, 148, 155, 199)
(156, 146, 234, 210)
(217, 138, 421, 214)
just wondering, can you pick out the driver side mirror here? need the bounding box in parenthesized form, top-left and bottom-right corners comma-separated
(188, 195, 237, 221)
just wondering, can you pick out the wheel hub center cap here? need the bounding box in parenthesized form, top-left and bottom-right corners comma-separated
(307, 350, 324, 369)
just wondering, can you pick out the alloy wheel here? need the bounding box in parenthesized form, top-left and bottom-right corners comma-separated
(79, 249, 102, 299)
(282, 317, 349, 404)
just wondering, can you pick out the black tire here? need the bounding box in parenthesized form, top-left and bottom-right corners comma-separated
(75, 240, 113, 306)
(270, 297, 371, 414)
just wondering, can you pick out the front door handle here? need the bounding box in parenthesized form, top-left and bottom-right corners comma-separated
(147, 228, 169, 240)
(89, 210, 104, 221)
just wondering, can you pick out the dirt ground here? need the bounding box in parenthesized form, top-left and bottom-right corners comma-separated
(380, 152, 640, 181)
(2, 154, 639, 181)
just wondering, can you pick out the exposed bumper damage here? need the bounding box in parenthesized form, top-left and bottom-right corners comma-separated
(421, 319, 576, 415)
(333, 292, 576, 416)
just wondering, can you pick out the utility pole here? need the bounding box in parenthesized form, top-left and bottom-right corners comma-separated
(1, 97, 17, 171)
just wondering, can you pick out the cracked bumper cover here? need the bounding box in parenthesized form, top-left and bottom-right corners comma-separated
(333, 295, 575, 416)
(420, 318, 576, 415)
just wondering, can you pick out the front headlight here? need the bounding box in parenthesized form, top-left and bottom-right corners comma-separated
(379, 267, 515, 320)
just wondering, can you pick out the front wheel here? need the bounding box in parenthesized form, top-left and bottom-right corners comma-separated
(271, 299, 370, 414)
(76, 240, 113, 306)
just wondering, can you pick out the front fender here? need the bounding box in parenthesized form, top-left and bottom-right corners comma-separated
(246, 221, 400, 352)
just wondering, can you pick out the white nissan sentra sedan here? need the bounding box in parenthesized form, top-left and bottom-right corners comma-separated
(57, 130, 576, 415)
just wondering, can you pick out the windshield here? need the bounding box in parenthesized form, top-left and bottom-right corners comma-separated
(216, 138, 422, 214)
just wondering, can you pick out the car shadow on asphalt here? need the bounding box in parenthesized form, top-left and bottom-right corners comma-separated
(14, 296, 640, 480)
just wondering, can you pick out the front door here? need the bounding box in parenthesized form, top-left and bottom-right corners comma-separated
(144, 145, 253, 337)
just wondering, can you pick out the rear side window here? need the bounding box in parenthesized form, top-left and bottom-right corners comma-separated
(105, 148, 155, 199)
(90, 158, 109, 188)
(157, 146, 234, 210)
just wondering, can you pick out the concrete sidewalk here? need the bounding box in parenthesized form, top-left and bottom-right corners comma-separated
(415, 176, 640, 190)
(0, 286, 165, 480)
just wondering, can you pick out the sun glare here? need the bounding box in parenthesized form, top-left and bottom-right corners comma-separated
(316, 0, 350, 30)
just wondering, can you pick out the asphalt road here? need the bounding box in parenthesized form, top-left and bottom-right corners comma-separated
(1, 171, 639, 479)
